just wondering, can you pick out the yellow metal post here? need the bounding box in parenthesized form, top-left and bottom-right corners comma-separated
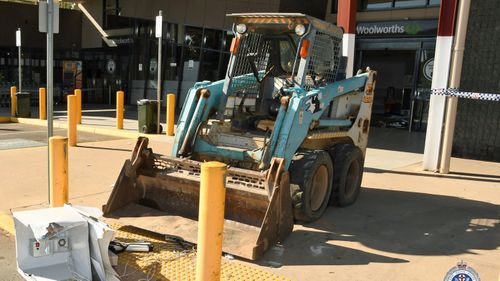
(196, 161, 227, 281)
(49, 136, 68, 207)
(10, 86, 17, 117)
(116, 90, 124, 129)
(75, 89, 82, 124)
(166, 93, 175, 136)
(39, 87, 46, 120)
(67, 95, 77, 146)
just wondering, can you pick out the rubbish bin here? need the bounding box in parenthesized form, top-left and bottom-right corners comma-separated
(16, 92, 31, 118)
(137, 99, 161, 133)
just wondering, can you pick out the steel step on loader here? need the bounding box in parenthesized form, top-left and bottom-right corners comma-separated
(103, 13, 377, 260)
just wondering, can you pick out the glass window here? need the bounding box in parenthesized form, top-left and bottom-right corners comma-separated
(184, 45, 201, 61)
(165, 43, 180, 80)
(223, 32, 233, 52)
(218, 53, 230, 80)
(429, 0, 440, 5)
(199, 50, 221, 81)
(184, 26, 203, 48)
(360, 0, 393, 10)
(417, 48, 435, 89)
(331, 0, 338, 14)
(394, 0, 427, 8)
(182, 46, 200, 82)
(166, 23, 178, 43)
(177, 25, 185, 44)
(203, 28, 223, 50)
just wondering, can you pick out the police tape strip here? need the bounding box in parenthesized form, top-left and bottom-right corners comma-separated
(431, 88, 500, 101)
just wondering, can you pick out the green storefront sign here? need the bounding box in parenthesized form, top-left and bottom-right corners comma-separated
(357, 20, 438, 38)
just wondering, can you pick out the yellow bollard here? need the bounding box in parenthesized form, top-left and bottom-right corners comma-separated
(39, 88, 46, 120)
(49, 136, 68, 207)
(116, 90, 124, 129)
(67, 95, 77, 146)
(166, 93, 175, 136)
(75, 89, 82, 124)
(196, 161, 227, 281)
(10, 86, 17, 117)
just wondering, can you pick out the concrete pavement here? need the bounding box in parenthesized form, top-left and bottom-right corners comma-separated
(1, 103, 174, 141)
(257, 154, 500, 280)
(0, 122, 121, 150)
(0, 122, 499, 280)
(0, 229, 22, 281)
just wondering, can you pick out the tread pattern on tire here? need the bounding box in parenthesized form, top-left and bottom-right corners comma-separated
(329, 143, 364, 206)
(289, 150, 333, 223)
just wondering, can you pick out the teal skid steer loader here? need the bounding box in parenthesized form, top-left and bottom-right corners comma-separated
(103, 13, 377, 260)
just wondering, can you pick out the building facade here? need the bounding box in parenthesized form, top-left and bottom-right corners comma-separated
(80, 0, 284, 108)
(0, 1, 81, 105)
(327, 0, 440, 130)
(325, 0, 499, 162)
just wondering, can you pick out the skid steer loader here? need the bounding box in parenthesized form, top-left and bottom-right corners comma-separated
(103, 13, 377, 260)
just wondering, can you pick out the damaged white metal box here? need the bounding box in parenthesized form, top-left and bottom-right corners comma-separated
(13, 206, 92, 281)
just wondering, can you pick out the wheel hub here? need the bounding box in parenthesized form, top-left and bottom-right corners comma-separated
(310, 165, 329, 212)
(345, 160, 360, 198)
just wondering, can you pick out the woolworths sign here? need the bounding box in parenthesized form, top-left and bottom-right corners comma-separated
(356, 20, 437, 38)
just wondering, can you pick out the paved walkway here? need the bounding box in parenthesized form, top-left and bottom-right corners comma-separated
(1, 104, 174, 143)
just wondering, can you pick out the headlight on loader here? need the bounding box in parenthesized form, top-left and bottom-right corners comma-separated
(236, 23, 247, 34)
(295, 24, 306, 36)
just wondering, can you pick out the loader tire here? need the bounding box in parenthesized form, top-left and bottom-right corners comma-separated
(289, 150, 333, 223)
(329, 144, 364, 206)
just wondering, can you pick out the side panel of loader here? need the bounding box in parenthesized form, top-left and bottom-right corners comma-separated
(272, 74, 372, 169)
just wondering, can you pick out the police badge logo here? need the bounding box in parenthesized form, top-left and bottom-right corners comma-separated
(443, 261, 480, 281)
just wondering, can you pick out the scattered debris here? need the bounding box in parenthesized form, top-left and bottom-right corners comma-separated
(109, 240, 153, 254)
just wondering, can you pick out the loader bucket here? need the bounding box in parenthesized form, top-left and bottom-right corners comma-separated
(103, 138, 294, 260)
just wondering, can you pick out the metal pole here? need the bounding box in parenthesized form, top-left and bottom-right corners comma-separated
(17, 28, 22, 93)
(196, 161, 227, 281)
(166, 93, 175, 136)
(49, 136, 69, 207)
(67, 95, 77, 146)
(156, 10, 162, 134)
(47, 0, 54, 138)
(116, 90, 124, 129)
(10, 86, 16, 117)
(439, 0, 471, 174)
(47, 0, 54, 204)
(39, 87, 46, 120)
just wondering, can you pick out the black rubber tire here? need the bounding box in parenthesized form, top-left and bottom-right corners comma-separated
(289, 150, 334, 223)
(329, 143, 364, 206)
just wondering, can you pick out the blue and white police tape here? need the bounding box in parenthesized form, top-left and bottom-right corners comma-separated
(431, 88, 500, 101)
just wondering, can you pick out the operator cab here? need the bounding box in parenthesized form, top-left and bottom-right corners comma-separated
(196, 14, 344, 170)
(222, 19, 302, 131)
(218, 14, 343, 132)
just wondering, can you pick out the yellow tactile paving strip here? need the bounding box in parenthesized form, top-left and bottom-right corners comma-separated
(112, 225, 289, 281)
